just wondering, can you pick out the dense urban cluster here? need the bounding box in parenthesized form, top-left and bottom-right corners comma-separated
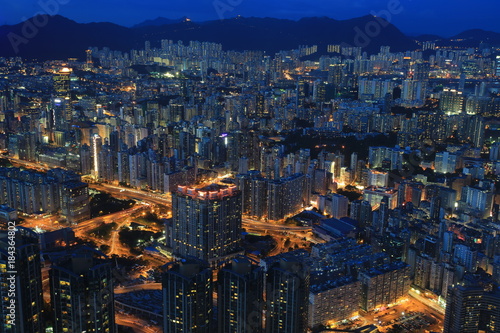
(1, 33, 500, 333)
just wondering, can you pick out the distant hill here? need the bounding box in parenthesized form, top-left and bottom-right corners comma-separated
(0, 16, 134, 61)
(451, 29, 500, 44)
(0, 14, 432, 61)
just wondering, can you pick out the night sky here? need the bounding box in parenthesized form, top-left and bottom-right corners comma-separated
(0, 0, 498, 36)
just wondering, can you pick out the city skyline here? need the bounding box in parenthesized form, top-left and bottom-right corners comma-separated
(1, 1, 500, 332)
(0, 0, 500, 36)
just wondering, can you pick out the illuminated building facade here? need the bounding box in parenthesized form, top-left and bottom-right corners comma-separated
(171, 184, 242, 264)
(363, 186, 398, 210)
(265, 258, 310, 333)
(441, 88, 465, 115)
(308, 276, 360, 328)
(217, 257, 264, 333)
(358, 261, 411, 311)
(444, 284, 500, 333)
(60, 181, 91, 224)
(49, 248, 115, 333)
(163, 259, 213, 333)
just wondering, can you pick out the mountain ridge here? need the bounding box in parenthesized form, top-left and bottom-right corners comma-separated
(0, 15, 497, 61)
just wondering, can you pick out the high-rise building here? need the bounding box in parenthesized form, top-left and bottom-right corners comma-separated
(414, 254, 433, 290)
(235, 172, 268, 219)
(312, 80, 326, 103)
(413, 62, 430, 81)
(358, 78, 395, 101)
(328, 64, 345, 88)
(330, 193, 349, 219)
(453, 244, 478, 273)
(367, 170, 389, 187)
(296, 78, 307, 108)
(85, 49, 93, 70)
(53, 68, 71, 96)
(363, 186, 398, 210)
(60, 181, 91, 224)
(53, 68, 72, 125)
(490, 142, 500, 161)
(350, 200, 372, 227)
(171, 184, 242, 264)
(49, 247, 115, 333)
(163, 259, 213, 333)
(265, 257, 310, 333)
(368, 146, 405, 170)
(444, 284, 500, 333)
(0, 227, 44, 333)
(373, 197, 389, 235)
(441, 88, 465, 115)
(434, 152, 458, 174)
(218, 256, 264, 333)
(91, 134, 103, 177)
(308, 276, 360, 328)
(401, 79, 426, 105)
(460, 185, 494, 218)
(466, 115, 485, 148)
(358, 261, 411, 311)
(255, 93, 266, 117)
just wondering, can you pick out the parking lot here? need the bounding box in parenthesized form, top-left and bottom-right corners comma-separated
(361, 297, 443, 332)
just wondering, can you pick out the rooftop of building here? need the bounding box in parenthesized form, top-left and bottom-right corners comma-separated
(364, 186, 397, 194)
(175, 183, 239, 200)
(310, 275, 358, 294)
(359, 261, 409, 278)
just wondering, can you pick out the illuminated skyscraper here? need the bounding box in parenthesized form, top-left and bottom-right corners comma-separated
(265, 257, 310, 333)
(163, 259, 213, 333)
(171, 184, 242, 264)
(85, 49, 93, 70)
(60, 181, 91, 224)
(256, 93, 265, 117)
(53, 68, 71, 96)
(296, 78, 307, 108)
(444, 283, 500, 333)
(466, 114, 485, 148)
(328, 64, 345, 88)
(91, 134, 102, 177)
(49, 247, 115, 333)
(218, 257, 264, 333)
(435, 152, 458, 174)
(53, 68, 73, 126)
(440, 88, 465, 115)
(330, 193, 349, 219)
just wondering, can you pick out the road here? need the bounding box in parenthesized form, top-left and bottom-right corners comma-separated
(89, 182, 172, 207)
(116, 313, 161, 333)
(8, 155, 315, 233)
(242, 217, 312, 231)
(3, 156, 51, 172)
(114, 283, 162, 294)
(409, 289, 445, 315)
(73, 205, 144, 232)
(7, 155, 324, 261)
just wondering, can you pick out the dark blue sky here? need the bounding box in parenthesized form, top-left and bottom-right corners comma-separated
(0, 0, 498, 36)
